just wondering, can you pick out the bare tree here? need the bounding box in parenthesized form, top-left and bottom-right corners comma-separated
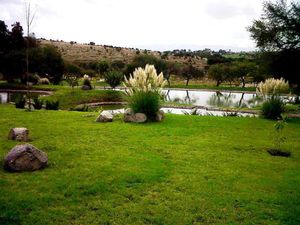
(25, 0, 36, 110)
(25, 0, 36, 75)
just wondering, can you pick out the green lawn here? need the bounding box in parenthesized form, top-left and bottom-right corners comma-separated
(0, 105, 300, 225)
(40, 89, 124, 109)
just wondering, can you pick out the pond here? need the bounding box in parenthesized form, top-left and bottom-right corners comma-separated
(0, 91, 49, 104)
(163, 89, 260, 108)
(99, 107, 256, 117)
(163, 89, 294, 108)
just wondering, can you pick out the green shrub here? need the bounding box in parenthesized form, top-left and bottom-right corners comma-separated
(45, 100, 59, 110)
(129, 91, 161, 121)
(261, 96, 285, 119)
(27, 73, 40, 85)
(83, 78, 92, 89)
(15, 96, 26, 109)
(33, 97, 43, 110)
(104, 71, 123, 88)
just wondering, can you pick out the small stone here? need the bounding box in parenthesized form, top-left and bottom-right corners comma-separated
(156, 110, 165, 121)
(8, 127, 29, 142)
(124, 108, 134, 115)
(4, 144, 48, 172)
(96, 111, 113, 122)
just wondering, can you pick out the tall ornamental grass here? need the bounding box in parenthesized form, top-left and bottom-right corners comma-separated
(123, 65, 166, 121)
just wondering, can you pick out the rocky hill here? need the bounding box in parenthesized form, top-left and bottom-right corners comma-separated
(39, 39, 207, 70)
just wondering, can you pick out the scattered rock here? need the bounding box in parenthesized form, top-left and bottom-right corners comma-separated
(134, 113, 147, 123)
(156, 109, 165, 121)
(4, 144, 48, 172)
(8, 127, 29, 142)
(81, 85, 91, 90)
(96, 111, 113, 122)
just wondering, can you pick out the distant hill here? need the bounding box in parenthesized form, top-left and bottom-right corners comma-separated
(39, 39, 207, 70)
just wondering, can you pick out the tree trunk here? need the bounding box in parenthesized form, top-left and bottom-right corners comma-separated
(241, 77, 245, 88)
(185, 78, 190, 86)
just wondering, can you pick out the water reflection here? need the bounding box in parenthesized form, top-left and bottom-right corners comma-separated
(163, 89, 262, 108)
(0, 92, 42, 104)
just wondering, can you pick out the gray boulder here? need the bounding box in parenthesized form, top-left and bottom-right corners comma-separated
(123, 108, 147, 123)
(8, 127, 29, 142)
(96, 111, 113, 122)
(134, 113, 147, 123)
(4, 144, 48, 172)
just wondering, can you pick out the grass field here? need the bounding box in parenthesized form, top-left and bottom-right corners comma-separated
(40, 89, 124, 109)
(0, 105, 300, 224)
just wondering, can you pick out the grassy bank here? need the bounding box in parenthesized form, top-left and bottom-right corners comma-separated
(0, 105, 300, 224)
(41, 89, 124, 109)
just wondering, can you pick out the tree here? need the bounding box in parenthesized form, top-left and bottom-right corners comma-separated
(248, 0, 300, 51)
(248, 0, 300, 89)
(230, 61, 256, 87)
(208, 63, 231, 87)
(25, 0, 36, 75)
(180, 58, 205, 86)
(97, 60, 110, 75)
(0, 20, 9, 52)
(10, 22, 25, 50)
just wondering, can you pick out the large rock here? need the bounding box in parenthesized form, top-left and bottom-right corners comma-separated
(95, 111, 113, 122)
(8, 127, 29, 142)
(123, 109, 147, 123)
(4, 144, 48, 172)
(134, 113, 147, 123)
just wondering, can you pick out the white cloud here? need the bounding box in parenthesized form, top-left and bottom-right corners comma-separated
(0, 0, 266, 51)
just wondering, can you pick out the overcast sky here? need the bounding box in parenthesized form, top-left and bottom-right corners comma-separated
(1, 0, 268, 51)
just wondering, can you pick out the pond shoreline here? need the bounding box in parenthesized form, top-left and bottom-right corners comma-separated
(0, 89, 52, 95)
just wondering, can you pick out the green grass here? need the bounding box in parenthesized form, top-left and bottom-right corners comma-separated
(41, 89, 124, 109)
(0, 105, 300, 224)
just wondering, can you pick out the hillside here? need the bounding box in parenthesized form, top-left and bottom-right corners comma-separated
(39, 39, 207, 70)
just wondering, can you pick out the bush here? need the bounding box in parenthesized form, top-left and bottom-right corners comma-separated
(27, 73, 40, 85)
(33, 97, 43, 110)
(83, 77, 92, 89)
(45, 100, 59, 110)
(261, 95, 285, 119)
(15, 96, 26, 109)
(129, 91, 161, 121)
(104, 71, 123, 88)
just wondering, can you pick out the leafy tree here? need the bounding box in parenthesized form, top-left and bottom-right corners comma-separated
(248, 0, 300, 89)
(10, 22, 25, 50)
(0, 20, 9, 52)
(208, 63, 231, 86)
(230, 61, 257, 87)
(248, 0, 300, 51)
(128, 54, 168, 75)
(97, 60, 110, 75)
(111, 60, 125, 71)
(28, 45, 64, 84)
(180, 58, 205, 86)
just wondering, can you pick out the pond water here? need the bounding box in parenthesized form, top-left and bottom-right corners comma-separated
(163, 89, 296, 108)
(163, 90, 262, 108)
(0, 92, 44, 104)
(101, 107, 256, 117)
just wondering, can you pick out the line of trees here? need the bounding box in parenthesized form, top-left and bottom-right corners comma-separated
(0, 20, 64, 84)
